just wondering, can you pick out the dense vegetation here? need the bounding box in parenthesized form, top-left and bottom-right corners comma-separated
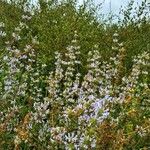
(0, 0, 150, 149)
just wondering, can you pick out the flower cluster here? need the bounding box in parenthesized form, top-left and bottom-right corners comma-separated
(0, 22, 6, 37)
(0, 11, 149, 150)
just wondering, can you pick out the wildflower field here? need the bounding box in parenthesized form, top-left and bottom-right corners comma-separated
(0, 0, 150, 149)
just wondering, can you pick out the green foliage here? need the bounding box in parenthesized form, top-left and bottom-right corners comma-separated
(0, 0, 150, 149)
(1, 0, 149, 67)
